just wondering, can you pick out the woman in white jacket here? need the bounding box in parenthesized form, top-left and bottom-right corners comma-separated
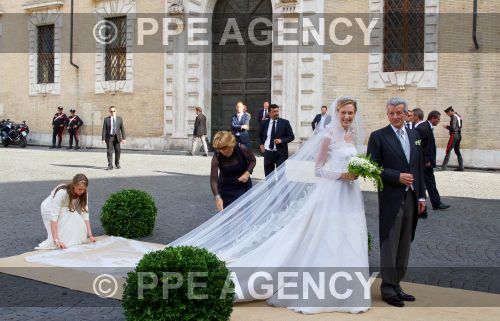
(36, 174, 96, 249)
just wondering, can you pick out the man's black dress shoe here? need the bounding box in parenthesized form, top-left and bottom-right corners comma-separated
(433, 203, 450, 210)
(454, 168, 465, 171)
(382, 296, 405, 307)
(106, 166, 113, 170)
(115, 165, 121, 169)
(396, 288, 416, 302)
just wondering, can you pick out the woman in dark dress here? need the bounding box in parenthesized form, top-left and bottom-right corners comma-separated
(210, 131, 256, 211)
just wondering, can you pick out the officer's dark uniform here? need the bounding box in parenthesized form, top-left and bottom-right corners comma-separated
(51, 107, 68, 148)
(442, 106, 463, 171)
(67, 110, 83, 149)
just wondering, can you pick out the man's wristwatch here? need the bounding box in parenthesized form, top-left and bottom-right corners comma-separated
(54, 238, 59, 243)
(214, 194, 221, 200)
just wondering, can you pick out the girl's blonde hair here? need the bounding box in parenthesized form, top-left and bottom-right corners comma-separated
(54, 174, 89, 213)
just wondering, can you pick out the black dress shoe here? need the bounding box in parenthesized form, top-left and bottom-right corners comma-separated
(66, 146, 73, 149)
(106, 166, 113, 170)
(433, 203, 450, 210)
(396, 288, 416, 302)
(115, 165, 121, 169)
(454, 168, 465, 172)
(382, 296, 405, 307)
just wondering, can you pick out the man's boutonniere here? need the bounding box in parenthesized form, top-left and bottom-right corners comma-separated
(415, 139, 421, 146)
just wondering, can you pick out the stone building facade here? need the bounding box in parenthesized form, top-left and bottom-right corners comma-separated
(0, 0, 498, 168)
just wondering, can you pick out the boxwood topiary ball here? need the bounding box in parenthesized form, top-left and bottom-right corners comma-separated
(122, 246, 234, 321)
(100, 189, 157, 238)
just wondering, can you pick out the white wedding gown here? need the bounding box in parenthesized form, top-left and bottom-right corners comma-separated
(220, 140, 370, 314)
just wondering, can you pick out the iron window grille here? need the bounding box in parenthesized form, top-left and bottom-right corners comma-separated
(37, 24, 55, 84)
(383, 0, 425, 72)
(105, 16, 127, 81)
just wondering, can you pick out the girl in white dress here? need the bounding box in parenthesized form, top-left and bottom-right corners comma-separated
(36, 174, 96, 250)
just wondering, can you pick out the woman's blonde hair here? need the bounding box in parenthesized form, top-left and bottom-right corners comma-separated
(54, 174, 89, 213)
(212, 131, 237, 150)
(336, 96, 358, 112)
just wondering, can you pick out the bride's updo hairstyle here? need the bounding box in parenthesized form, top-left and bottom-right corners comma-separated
(54, 174, 89, 213)
(336, 96, 358, 113)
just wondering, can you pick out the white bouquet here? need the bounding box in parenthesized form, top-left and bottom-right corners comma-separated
(347, 155, 384, 191)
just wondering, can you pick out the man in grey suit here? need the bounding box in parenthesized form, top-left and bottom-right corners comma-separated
(367, 97, 426, 307)
(191, 106, 208, 156)
(102, 106, 126, 170)
(231, 101, 251, 147)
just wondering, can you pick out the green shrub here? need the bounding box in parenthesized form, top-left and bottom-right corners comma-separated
(122, 246, 234, 321)
(100, 189, 157, 238)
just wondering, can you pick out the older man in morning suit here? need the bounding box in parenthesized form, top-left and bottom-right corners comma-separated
(367, 97, 426, 308)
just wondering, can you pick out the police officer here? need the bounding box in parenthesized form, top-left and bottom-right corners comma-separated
(51, 106, 68, 149)
(67, 109, 84, 150)
(441, 106, 464, 171)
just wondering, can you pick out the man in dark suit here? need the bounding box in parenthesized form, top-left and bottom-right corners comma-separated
(414, 109, 450, 212)
(367, 97, 426, 307)
(231, 101, 251, 147)
(102, 105, 126, 170)
(257, 101, 270, 126)
(311, 105, 332, 132)
(191, 106, 208, 156)
(259, 104, 295, 177)
(404, 109, 415, 130)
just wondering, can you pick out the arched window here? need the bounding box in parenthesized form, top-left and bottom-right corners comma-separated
(383, 0, 425, 72)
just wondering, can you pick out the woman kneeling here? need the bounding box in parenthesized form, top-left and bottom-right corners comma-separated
(36, 174, 96, 250)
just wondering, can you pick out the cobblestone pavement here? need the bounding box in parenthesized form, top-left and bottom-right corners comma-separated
(0, 147, 499, 320)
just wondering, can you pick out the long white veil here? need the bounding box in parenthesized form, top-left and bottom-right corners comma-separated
(169, 96, 364, 263)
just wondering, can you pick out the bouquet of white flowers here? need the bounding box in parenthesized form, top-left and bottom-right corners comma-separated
(347, 155, 384, 191)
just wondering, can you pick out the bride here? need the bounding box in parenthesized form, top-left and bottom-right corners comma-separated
(171, 96, 371, 314)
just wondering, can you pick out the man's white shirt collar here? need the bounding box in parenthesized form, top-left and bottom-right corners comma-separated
(391, 124, 407, 135)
